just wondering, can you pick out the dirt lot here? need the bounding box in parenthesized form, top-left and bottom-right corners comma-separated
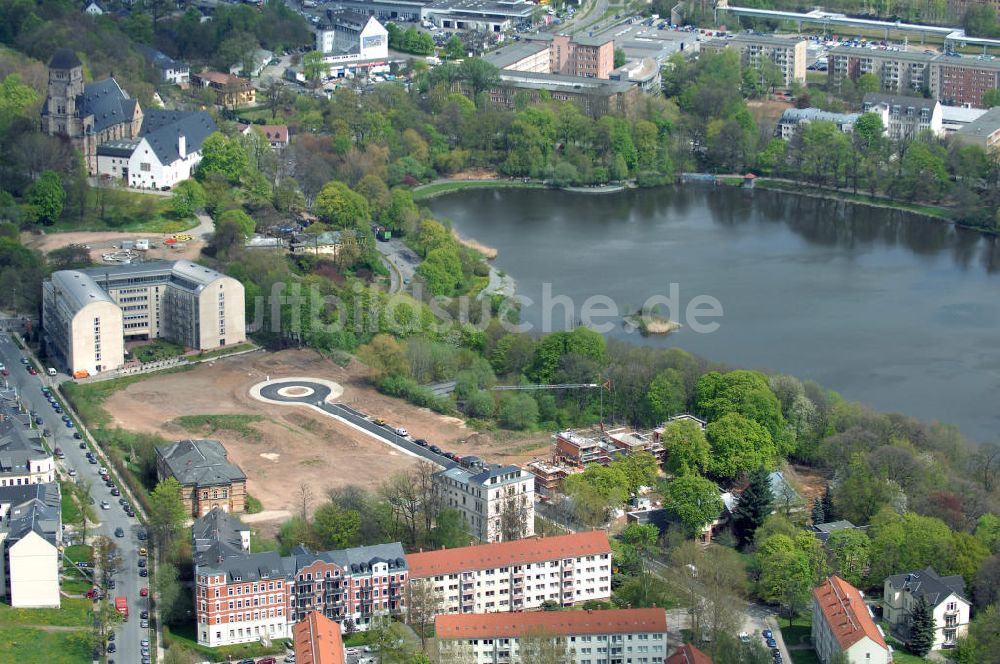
(21, 230, 203, 262)
(747, 98, 794, 133)
(103, 349, 550, 522)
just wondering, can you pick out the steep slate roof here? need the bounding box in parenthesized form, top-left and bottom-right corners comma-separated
(886, 567, 968, 607)
(156, 439, 246, 487)
(291, 543, 407, 575)
(192, 507, 249, 566)
(294, 612, 345, 664)
(138, 45, 187, 72)
(0, 406, 50, 477)
(863, 92, 938, 112)
(435, 608, 668, 639)
(79, 78, 137, 134)
(407, 531, 610, 578)
(49, 48, 82, 70)
(0, 482, 61, 546)
(667, 643, 715, 664)
(139, 110, 217, 166)
(200, 549, 290, 581)
(813, 575, 888, 652)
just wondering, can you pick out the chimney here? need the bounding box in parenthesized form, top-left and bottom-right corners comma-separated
(178, 133, 186, 159)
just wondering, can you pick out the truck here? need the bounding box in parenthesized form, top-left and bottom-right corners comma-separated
(115, 596, 128, 621)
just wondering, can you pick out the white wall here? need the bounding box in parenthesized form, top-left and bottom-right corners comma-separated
(845, 637, 891, 664)
(127, 137, 204, 191)
(359, 18, 389, 60)
(448, 630, 668, 664)
(199, 614, 291, 648)
(8, 531, 60, 608)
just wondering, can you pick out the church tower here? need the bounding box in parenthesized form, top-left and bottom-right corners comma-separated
(41, 48, 85, 138)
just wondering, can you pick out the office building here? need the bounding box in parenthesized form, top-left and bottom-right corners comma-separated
(315, 10, 389, 66)
(955, 105, 1000, 150)
(42, 260, 246, 376)
(434, 459, 534, 543)
(421, 0, 535, 34)
(406, 531, 612, 613)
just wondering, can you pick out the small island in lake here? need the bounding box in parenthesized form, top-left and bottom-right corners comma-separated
(623, 306, 682, 336)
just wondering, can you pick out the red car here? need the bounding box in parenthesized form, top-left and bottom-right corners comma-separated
(139, 588, 148, 597)
(28, 367, 36, 375)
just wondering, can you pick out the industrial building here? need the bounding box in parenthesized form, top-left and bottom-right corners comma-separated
(42, 260, 246, 376)
(422, 0, 535, 34)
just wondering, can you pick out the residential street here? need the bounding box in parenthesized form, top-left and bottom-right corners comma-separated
(0, 335, 151, 664)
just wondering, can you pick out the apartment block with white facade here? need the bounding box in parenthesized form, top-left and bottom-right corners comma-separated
(434, 460, 534, 543)
(884, 567, 970, 650)
(0, 482, 61, 608)
(701, 34, 807, 86)
(862, 92, 943, 140)
(435, 608, 669, 664)
(407, 531, 612, 614)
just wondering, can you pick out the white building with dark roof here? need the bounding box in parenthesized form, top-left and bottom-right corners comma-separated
(884, 567, 970, 649)
(316, 10, 388, 65)
(139, 45, 190, 86)
(776, 107, 860, 139)
(0, 403, 54, 489)
(434, 459, 534, 543)
(0, 482, 62, 608)
(862, 92, 943, 140)
(42, 260, 246, 376)
(156, 440, 248, 517)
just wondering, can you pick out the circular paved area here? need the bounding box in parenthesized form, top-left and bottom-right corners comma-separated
(249, 377, 344, 406)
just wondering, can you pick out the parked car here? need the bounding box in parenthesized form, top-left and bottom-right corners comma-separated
(139, 568, 148, 577)
(110, 487, 120, 496)
(100, 501, 110, 510)
(74, 432, 82, 439)
(114, 527, 124, 538)
(139, 587, 148, 597)
(430, 445, 442, 454)
(394, 427, 408, 437)
(414, 438, 428, 447)
(107, 643, 116, 653)
(68, 469, 77, 477)
(138, 559, 146, 568)
(259, 658, 277, 664)
(79, 441, 87, 448)
(66, 420, 74, 428)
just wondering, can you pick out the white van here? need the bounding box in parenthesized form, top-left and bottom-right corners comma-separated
(47, 367, 57, 376)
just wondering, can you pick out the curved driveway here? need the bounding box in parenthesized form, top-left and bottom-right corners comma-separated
(255, 379, 457, 469)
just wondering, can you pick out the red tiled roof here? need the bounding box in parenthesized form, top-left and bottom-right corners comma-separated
(406, 531, 610, 578)
(435, 608, 667, 639)
(813, 575, 888, 652)
(196, 70, 252, 88)
(294, 612, 345, 664)
(239, 123, 289, 143)
(667, 643, 715, 664)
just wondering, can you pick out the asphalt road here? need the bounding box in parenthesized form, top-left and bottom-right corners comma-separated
(373, 238, 418, 295)
(259, 380, 457, 469)
(0, 336, 151, 664)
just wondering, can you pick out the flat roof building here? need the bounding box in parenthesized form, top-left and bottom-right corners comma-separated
(315, 11, 389, 65)
(702, 33, 807, 86)
(955, 105, 1000, 150)
(422, 0, 535, 34)
(42, 260, 246, 376)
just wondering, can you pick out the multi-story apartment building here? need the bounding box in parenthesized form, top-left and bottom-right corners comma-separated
(775, 108, 860, 140)
(156, 439, 248, 517)
(525, 459, 571, 498)
(0, 405, 54, 488)
(827, 46, 933, 95)
(193, 510, 407, 647)
(955, 106, 1000, 151)
(486, 33, 614, 80)
(702, 34, 807, 87)
(42, 260, 246, 376)
(830, 47, 1000, 108)
(435, 607, 669, 664)
(884, 567, 971, 650)
(406, 531, 612, 614)
(554, 427, 664, 468)
(862, 93, 943, 140)
(0, 482, 61, 608)
(434, 460, 534, 543)
(294, 611, 346, 664)
(812, 576, 890, 664)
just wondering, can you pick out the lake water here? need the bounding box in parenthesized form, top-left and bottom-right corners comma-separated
(428, 185, 1000, 442)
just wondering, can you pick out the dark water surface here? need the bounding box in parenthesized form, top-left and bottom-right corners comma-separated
(428, 185, 1000, 442)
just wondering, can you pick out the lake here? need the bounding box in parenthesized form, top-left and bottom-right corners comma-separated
(428, 185, 1000, 442)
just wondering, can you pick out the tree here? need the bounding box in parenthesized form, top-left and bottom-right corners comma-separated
(614, 47, 627, 68)
(964, 4, 998, 37)
(196, 133, 249, 183)
(93, 536, 121, 593)
(826, 529, 871, 588)
(457, 58, 500, 103)
(416, 245, 463, 295)
(404, 579, 441, 650)
(297, 482, 315, 521)
(661, 419, 711, 477)
(732, 467, 773, 548)
(811, 497, 826, 525)
(661, 474, 724, 538)
(443, 35, 465, 60)
(706, 413, 776, 480)
(29, 170, 65, 225)
(822, 484, 837, 522)
(834, 454, 903, 525)
(217, 208, 256, 240)
(354, 174, 391, 219)
(497, 392, 538, 430)
(0, 74, 38, 135)
(518, 627, 570, 664)
(431, 508, 469, 549)
(617, 451, 658, 498)
(909, 594, 936, 656)
(984, 88, 1000, 108)
(498, 490, 531, 541)
(647, 368, 687, 422)
(74, 478, 97, 545)
(157, 562, 184, 626)
(313, 502, 361, 549)
(856, 72, 881, 95)
(697, 370, 786, 442)
(314, 180, 371, 228)
(148, 478, 187, 557)
(171, 179, 206, 217)
(756, 533, 822, 625)
(303, 51, 331, 86)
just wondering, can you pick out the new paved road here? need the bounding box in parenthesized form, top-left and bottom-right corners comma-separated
(259, 380, 457, 469)
(0, 336, 150, 664)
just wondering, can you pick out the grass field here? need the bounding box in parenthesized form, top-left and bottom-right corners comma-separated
(48, 187, 196, 234)
(412, 179, 546, 200)
(131, 339, 186, 363)
(0, 597, 93, 627)
(165, 623, 286, 660)
(60, 480, 81, 525)
(0, 626, 92, 664)
(173, 414, 265, 441)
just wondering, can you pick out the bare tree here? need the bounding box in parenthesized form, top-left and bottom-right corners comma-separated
(415, 461, 441, 542)
(498, 489, 530, 542)
(404, 578, 442, 650)
(517, 627, 569, 664)
(380, 472, 420, 547)
(972, 442, 1000, 493)
(298, 482, 315, 521)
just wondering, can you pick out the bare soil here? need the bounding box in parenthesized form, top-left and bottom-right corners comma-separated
(21, 230, 204, 262)
(103, 349, 550, 524)
(747, 99, 794, 132)
(786, 464, 830, 504)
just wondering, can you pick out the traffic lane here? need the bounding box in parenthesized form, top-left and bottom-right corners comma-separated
(0, 339, 148, 663)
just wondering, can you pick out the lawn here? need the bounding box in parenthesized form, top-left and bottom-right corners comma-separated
(173, 414, 265, 441)
(130, 339, 186, 363)
(48, 186, 196, 234)
(881, 628, 930, 663)
(194, 342, 257, 360)
(0, 626, 91, 664)
(778, 614, 822, 664)
(412, 179, 546, 201)
(165, 623, 286, 660)
(64, 544, 92, 563)
(60, 480, 81, 525)
(0, 597, 93, 627)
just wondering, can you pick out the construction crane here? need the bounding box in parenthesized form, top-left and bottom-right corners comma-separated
(491, 380, 614, 420)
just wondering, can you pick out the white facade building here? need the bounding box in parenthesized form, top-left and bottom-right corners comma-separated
(776, 107, 860, 140)
(434, 460, 534, 543)
(0, 414, 54, 488)
(316, 11, 388, 65)
(862, 92, 943, 140)
(884, 567, 971, 650)
(407, 531, 612, 614)
(435, 608, 669, 664)
(0, 483, 62, 608)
